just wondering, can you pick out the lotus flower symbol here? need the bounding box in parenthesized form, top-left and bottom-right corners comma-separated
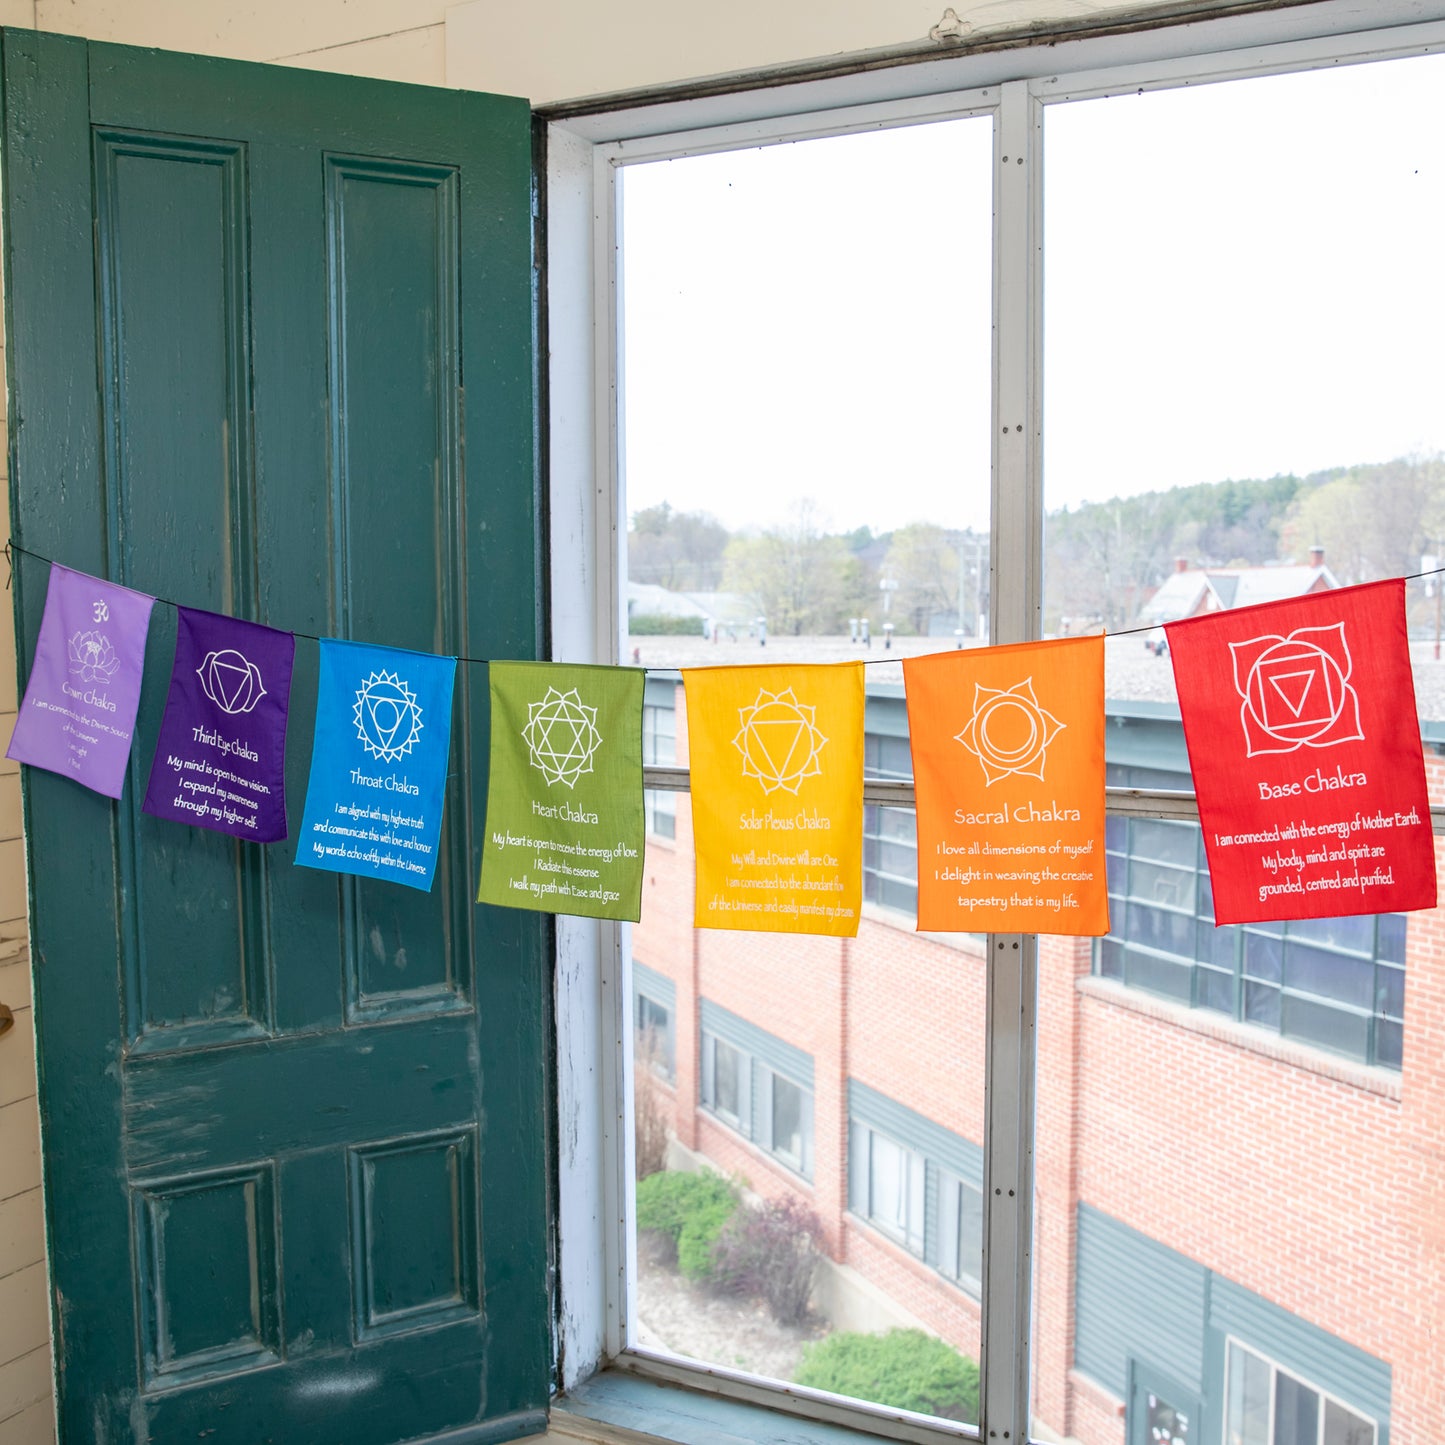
(68, 630, 120, 684)
(197, 648, 266, 715)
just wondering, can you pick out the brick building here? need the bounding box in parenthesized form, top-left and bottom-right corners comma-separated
(629, 660, 1439, 1445)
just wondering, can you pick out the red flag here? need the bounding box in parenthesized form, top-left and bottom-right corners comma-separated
(1165, 579, 1435, 926)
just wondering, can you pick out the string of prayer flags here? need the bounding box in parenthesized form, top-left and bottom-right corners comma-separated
(684, 662, 864, 936)
(297, 639, 457, 891)
(8, 563, 156, 797)
(142, 607, 295, 840)
(478, 661, 645, 920)
(1166, 579, 1436, 925)
(903, 634, 1110, 935)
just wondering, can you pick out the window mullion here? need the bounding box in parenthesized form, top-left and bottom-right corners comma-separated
(978, 78, 1043, 1444)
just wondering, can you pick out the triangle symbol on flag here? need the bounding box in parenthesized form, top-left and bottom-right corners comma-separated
(1268, 670, 1315, 718)
(214, 660, 250, 711)
(367, 697, 405, 749)
(752, 720, 806, 778)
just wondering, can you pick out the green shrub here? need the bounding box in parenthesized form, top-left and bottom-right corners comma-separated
(795, 1330, 979, 1425)
(628, 613, 706, 636)
(634, 1170, 739, 1280)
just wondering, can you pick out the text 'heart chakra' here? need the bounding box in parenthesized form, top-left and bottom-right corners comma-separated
(523, 687, 603, 788)
(354, 671, 424, 763)
(197, 649, 266, 715)
(734, 688, 827, 795)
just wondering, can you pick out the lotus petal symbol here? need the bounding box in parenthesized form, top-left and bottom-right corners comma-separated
(955, 676, 1064, 786)
(353, 670, 424, 763)
(1229, 622, 1363, 756)
(523, 686, 603, 787)
(68, 630, 120, 684)
(733, 688, 827, 795)
(197, 648, 266, 715)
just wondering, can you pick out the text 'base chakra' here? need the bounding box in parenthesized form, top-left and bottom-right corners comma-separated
(523, 687, 603, 788)
(955, 676, 1064, 786)
(354, 671, 424, 763)
(733, 688, 828, 795)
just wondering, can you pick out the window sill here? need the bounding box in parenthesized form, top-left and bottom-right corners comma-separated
(1075, 976, 1403, 1100)
(552, 1358, 980, 1445)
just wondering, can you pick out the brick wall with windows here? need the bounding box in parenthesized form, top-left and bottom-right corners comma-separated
(630, 683, 1444, 1443)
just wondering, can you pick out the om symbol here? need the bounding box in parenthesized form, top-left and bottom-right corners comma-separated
(92, 601, 109, 623)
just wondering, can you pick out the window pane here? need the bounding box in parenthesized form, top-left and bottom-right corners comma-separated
(1274, 1371, 1320, 1445)
(1225, 1344, 1271, 1445)
(1323, 1398, 1376, 1445)
(1042, 50, 1434, 1440)
(772, 1075, 804, 1168)
(713, 1039, 743, 1122)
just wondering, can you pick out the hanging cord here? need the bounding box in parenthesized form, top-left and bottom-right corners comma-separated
(9, 538, 1445, 672)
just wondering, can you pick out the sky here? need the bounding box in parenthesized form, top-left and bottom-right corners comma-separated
(618, 51, 1445, 538)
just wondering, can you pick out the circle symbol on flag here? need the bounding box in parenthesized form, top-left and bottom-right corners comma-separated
(196, 648, 267, 715)
(733, 688, 827, 795)
(523, 686, 603, 788)
(955, 676, 1064, 786)
(353, 670, 424, 763)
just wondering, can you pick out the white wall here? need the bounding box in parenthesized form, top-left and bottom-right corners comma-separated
(0, 2, 1229, 1442)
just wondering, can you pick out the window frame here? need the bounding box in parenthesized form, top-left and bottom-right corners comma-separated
(542, 6, 1445, 1439)
(1224, 1337, 1379, 1445)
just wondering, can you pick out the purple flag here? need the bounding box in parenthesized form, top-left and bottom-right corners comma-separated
(142, 607, 296, 841)
(8, 564, 156, 797)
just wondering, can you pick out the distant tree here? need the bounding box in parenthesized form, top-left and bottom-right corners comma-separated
(628, 503, 730, 591)
(879, 524, 987, 636)
(722, 502, 861, 635)
(1281, 455, 1445, 583)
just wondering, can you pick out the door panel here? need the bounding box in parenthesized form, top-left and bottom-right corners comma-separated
(3, 30, 548, 1445)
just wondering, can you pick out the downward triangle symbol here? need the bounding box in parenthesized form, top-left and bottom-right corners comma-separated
(1268, 670, 1315, 718)
(752, 720, 806, 777)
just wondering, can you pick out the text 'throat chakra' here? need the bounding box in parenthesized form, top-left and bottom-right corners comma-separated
(353, 670, 424, 763)
(524, 686, 603, 788)
(955, 676, 1064, 786)
(734, 687, 827, 795)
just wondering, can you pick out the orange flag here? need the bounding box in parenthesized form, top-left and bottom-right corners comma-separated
(903, 635, 1109, 936)
(683, 663, 864, 936)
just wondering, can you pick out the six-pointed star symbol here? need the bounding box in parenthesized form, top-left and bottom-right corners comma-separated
(524, 686, 603, 787)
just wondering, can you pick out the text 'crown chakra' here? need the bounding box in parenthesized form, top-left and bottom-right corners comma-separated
(353, 670, 424, 763)
(734, 688, 827, 795)
(955, 676, 1064, 786)
(1229, 622, 1363, 757)
(523, 686, 603, 788)
(197, 649, 266, 715)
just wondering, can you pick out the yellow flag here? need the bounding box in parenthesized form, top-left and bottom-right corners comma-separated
(683, 663, 864, 936)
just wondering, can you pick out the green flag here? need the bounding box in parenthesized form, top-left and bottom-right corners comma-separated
(478, 661, 646, 920)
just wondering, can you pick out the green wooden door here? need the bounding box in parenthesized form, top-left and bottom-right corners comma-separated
(2, 30, 550, 1445)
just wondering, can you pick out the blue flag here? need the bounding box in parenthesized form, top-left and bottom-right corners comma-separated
(297, 639, 457, 891)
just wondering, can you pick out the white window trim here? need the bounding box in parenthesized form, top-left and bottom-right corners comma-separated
(1224, 1335, 1380, 1445)
(543, 3, 1445, 1437)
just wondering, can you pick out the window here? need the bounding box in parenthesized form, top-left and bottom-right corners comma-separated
(1098, 766, 1407, 1068)
(1226, 1341, 1376, 1445)
(547, 7, 1445, 1439)
(850, 1122, 926, 1254)
(862, 730, 918, 917)
(847, 1083, 984, 1294)
(643, 697, 677, 839)
(699, 1005, 815, 1181)
(937, 1169, 984, 1295)
(635, 992, 674, 1080)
